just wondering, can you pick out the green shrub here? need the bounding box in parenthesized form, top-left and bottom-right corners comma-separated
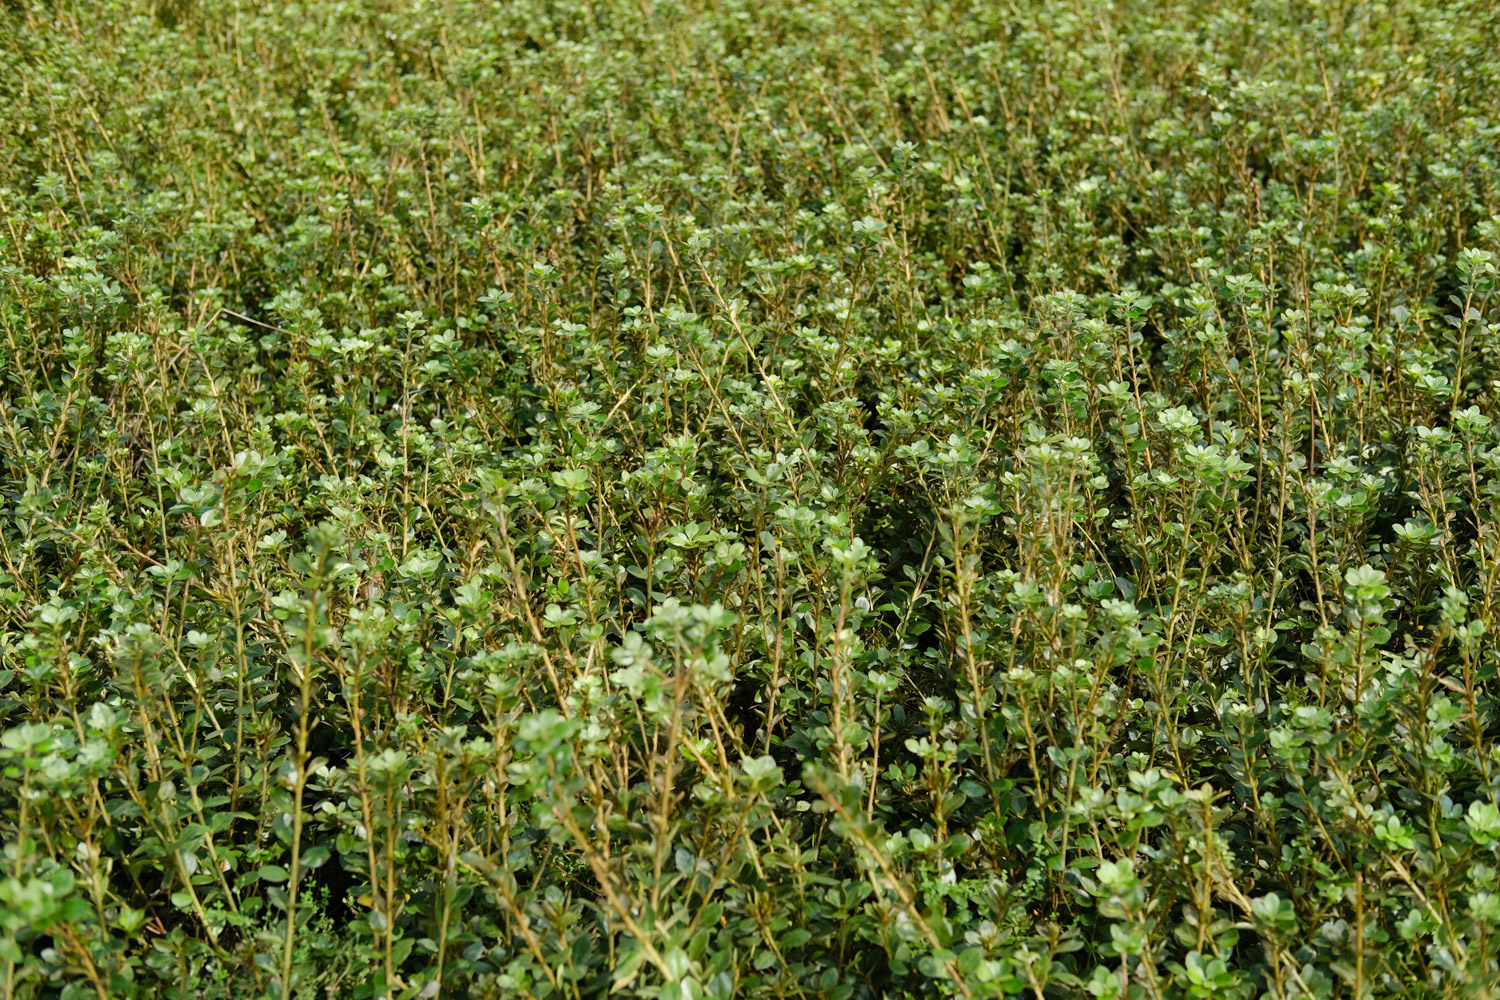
(2, 0, 1500, 996)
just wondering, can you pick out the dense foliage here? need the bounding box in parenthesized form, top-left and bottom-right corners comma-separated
(3, 0, 1500, 996)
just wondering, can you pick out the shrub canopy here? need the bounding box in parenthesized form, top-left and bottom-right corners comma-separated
(3, 0, 1500, 997)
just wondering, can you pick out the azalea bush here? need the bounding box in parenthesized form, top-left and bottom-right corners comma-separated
(2, 0, 1500, 996)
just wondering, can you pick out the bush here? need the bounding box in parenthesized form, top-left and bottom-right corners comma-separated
(2, 0, 1500, 996)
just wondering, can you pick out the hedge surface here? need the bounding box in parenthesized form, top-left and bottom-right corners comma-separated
(2, 0, 1500, 997)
